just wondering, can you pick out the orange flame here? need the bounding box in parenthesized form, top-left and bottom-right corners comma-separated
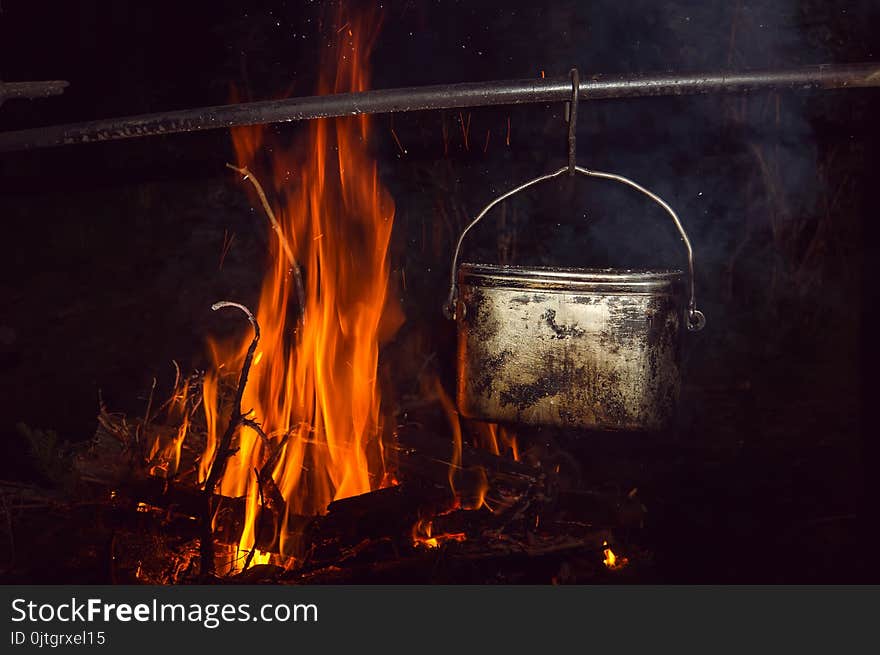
(147, 374, 191, 478)
(475, 422, 519, 462)
(603, 541, 628, 570)
(409, 380, 525, 549)
(201, 6, 403, 566)
(432, 377, 488, 511)
(412, 517, 465, 549)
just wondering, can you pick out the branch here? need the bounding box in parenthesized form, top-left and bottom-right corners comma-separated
(226, 163, 306, 320)
(200, 301, 261, 578)
(241, 417, 270, 448)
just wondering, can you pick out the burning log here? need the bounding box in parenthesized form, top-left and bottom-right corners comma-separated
(77, 402, 552, 549)
(288, 483, 449, 566)
(74, 395, 636, 577)
(13, 409, 636, 584)
(282, 524, 620, 584)
(253, 425, 547, 561)
(393, 422, 552, 509)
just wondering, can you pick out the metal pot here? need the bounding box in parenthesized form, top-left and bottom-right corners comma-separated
(443, 166, 705, 431)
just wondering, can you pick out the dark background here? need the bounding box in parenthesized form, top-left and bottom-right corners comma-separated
(1, 0, 878, 582)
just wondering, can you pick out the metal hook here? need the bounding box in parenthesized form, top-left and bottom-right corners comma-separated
(567, 67, 579, 175)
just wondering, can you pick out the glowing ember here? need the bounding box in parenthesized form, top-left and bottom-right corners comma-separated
(603, 541, 628, 570)
(200, 6, 403, 567)
(412, 517, 466, 550)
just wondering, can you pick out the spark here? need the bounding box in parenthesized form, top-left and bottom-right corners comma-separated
(390, 127, 407, 155)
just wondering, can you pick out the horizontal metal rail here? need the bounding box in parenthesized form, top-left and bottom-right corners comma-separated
(0, 80, 69, 106)
(1, 63, 878, 152)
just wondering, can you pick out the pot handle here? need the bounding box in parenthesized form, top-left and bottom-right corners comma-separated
(443, 166, 706, 331)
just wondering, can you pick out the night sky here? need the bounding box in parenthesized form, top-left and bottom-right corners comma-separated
(1, 1, 879, 581)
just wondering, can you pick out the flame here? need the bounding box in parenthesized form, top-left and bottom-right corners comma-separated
(412, 517, 465, 549)
(247, 549, 272, 567)
(146, 374, 192, 478)
(432, 377, 464, 496)
(201, 6, 403, 566)
(406, 375, 532, 550)
(603, 541, 628, 570)
(431, 378, 490, 511)
(198, 362, 219, 485)
(475, 422, 519, 462)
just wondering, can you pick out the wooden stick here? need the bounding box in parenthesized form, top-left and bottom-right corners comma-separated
(225, 163, 306, 319)
(200, 301, 260, 578)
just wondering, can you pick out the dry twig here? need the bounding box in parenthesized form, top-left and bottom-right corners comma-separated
(199, 301, 261, 578)
(226, 163, 306, 319)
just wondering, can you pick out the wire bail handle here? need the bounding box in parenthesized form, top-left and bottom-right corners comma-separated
(442, 67, 705, 332)
(443, 168, 706, 331)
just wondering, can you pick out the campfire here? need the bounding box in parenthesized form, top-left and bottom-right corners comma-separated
(3, 1, 870, 588)
(51, 7, 640, 584)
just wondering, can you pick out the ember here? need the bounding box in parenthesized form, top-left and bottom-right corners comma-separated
(602, 542, 627, 571)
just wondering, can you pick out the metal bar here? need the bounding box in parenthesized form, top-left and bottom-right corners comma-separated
(0, 80, 69, 105)
(1, 63, 878, 153)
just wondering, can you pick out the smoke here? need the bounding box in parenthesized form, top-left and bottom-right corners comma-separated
(372, 0, 864, 387)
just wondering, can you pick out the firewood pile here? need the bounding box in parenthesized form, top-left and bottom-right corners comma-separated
(1, 291, 647, 585)
(0, 369, 647, 584)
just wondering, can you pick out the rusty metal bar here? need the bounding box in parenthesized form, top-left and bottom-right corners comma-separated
(1, 63, 878, 153)
(0, 80, 69, 106)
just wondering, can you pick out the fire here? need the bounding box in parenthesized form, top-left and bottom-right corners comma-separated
(603, 541, 628, 570)
(409, 377, 523, 550)
(146, 371, 194, 479)
(475, 422, 519, 462)
(432, 377, 488, 511)
(412, 517, 465, 549)
(200, 6, 403, 567)
(407, 377, 498, 551)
